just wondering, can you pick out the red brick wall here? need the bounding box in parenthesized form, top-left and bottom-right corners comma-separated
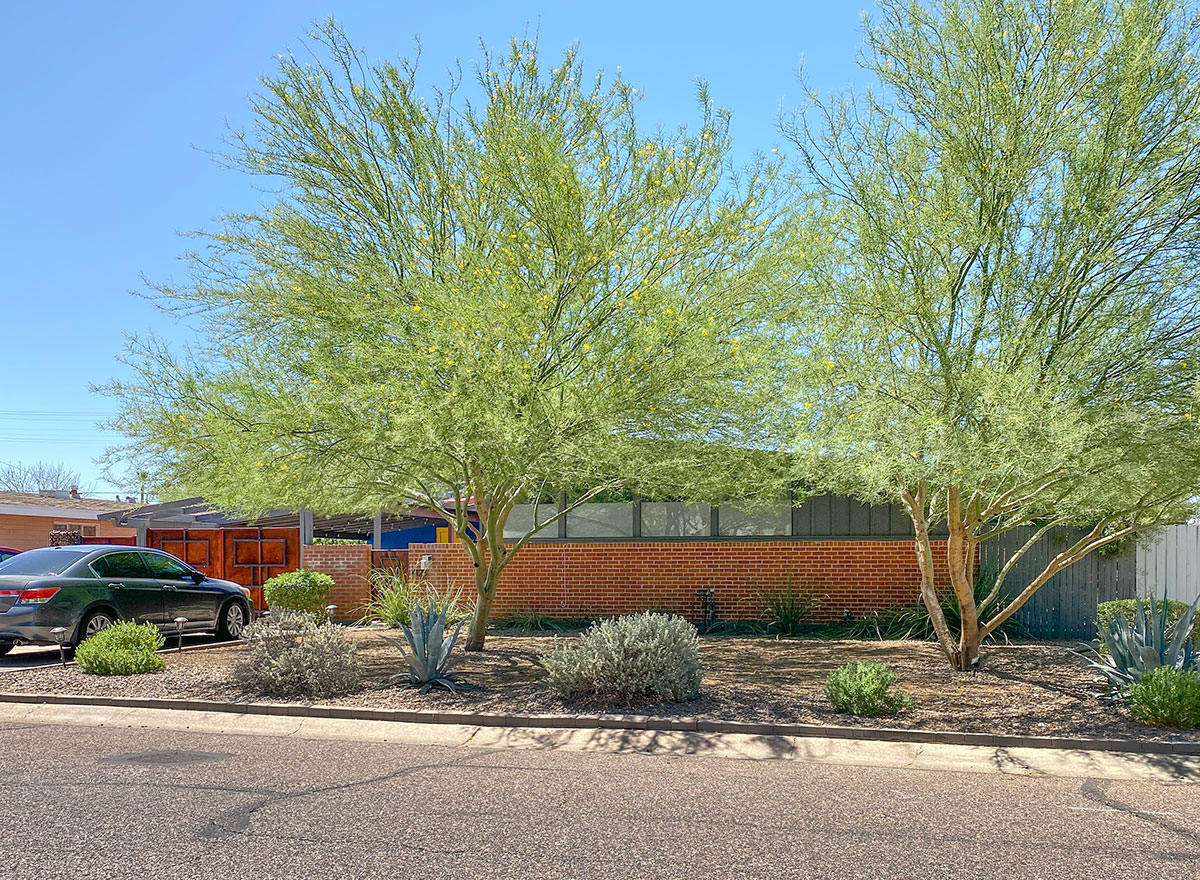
(301, 544, 373, 618)
(406, 539, 963, 623)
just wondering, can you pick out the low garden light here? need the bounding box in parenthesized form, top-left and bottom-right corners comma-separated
(324, 604, 337, 623)
(50, 627, 67, 667)
(173, 616, 188, 653)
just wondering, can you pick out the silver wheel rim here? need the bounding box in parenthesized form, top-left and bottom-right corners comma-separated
(85, 614, 113, 639)
(225, 604, 245, 638)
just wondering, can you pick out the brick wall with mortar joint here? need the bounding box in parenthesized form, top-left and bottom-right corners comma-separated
(300, 544, 373, 619)
(403, 539, 969, 623)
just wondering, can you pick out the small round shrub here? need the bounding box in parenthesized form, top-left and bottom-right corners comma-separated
(75, 621, 166, 676)
(826, 661, 912, 716)
(232, 610, 361, 698)
(543, 611, 702, 706)
(1126, 666, 1200, 728)
(263, 569, 334, 615)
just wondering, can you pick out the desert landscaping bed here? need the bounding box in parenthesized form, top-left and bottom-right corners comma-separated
(2, 628, 1195, 743)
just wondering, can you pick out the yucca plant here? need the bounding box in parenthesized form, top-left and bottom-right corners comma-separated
(381, 602, 466, 693)
(1078, 593, 1199, 688)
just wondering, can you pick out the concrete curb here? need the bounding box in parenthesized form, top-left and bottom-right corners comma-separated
(1, 691, 1196, 755)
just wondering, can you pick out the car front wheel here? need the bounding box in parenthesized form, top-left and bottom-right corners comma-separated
(217, 601, 247, 641)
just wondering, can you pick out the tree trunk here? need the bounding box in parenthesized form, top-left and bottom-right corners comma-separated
(945, 486, 979, 672)
(463, 560, 499, 652)
(902, 484, 961, 669)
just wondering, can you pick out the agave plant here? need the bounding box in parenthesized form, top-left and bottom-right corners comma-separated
(381, 602, 466, 693)
(1078, 593, 1199, 688)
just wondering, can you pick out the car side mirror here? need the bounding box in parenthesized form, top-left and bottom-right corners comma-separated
(187, 570, 205, 584)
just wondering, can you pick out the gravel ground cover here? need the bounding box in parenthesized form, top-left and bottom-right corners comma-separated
(2, 627, 1195, 743)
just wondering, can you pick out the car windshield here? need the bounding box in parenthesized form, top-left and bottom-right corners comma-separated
(0, 548, 91, 576)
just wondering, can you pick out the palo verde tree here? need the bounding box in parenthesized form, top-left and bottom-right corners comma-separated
(784, 0, 1200, 669)
(106, 23, 784, 650)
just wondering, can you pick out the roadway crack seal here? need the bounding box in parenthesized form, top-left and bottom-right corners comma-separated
(1081, 777, 1200, 851)
(197, 750, 494, 841)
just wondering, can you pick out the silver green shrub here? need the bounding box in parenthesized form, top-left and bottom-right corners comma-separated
(542, 611, 702, 706)
(233, 610, 361, 698)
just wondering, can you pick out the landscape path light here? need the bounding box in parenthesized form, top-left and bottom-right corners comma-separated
(173, 617, 188, 653)
(50, 627, 67, 667)
(324, 604, 337, 623)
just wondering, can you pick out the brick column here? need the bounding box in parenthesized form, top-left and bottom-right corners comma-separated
(299, 544, 372, 619)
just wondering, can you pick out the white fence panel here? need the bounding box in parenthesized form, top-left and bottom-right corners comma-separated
(1137, 523, 1200, 604)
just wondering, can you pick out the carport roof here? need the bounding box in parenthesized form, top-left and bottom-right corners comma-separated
(98, 497, 450, 540)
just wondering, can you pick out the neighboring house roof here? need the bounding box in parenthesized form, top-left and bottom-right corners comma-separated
(0, 491, 136, 521)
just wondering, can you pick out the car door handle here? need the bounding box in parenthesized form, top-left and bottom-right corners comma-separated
(107, 583, 123, 590)
(162, 585, 178, 591)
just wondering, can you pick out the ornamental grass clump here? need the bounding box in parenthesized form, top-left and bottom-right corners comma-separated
(360, 568, 472, 627)
(543, 611, 702, 707)
(760, 580, 820, 636)
(233, 610, 361, 698)
(826, 661, 912, 716)
(74, 621, 166, 676)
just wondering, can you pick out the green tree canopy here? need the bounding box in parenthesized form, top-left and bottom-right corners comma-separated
(106, 24, 786, 649)
(783, 0, 1200, 668)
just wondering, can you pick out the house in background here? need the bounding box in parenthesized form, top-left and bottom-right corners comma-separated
(0, 491, 137, 550)
(100, 493, 935, 624)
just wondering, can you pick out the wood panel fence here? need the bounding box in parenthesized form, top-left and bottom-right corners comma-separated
(981, 527, 1137, 639)
(1136, 523, 1200, 605)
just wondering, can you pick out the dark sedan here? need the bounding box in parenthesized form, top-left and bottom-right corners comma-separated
(0, 545, 252, 654)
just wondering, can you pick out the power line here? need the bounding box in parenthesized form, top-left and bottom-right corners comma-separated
(0, 410, 116, 417)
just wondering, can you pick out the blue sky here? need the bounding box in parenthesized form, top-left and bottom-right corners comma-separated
(0, 1, 871, 496)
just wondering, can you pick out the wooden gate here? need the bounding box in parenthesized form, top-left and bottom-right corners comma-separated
(145, 528, 300, 610)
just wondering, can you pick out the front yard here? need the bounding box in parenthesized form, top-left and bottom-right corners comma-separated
(3, 628, 1192, 742)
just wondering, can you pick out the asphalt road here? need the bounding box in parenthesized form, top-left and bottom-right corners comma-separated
(0, 712, 1197, 880)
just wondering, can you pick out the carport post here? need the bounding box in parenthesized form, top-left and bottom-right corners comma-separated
(298, 509, 314, 568)
(299, 509, 314, 546)
(373, 512, 383, 550)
